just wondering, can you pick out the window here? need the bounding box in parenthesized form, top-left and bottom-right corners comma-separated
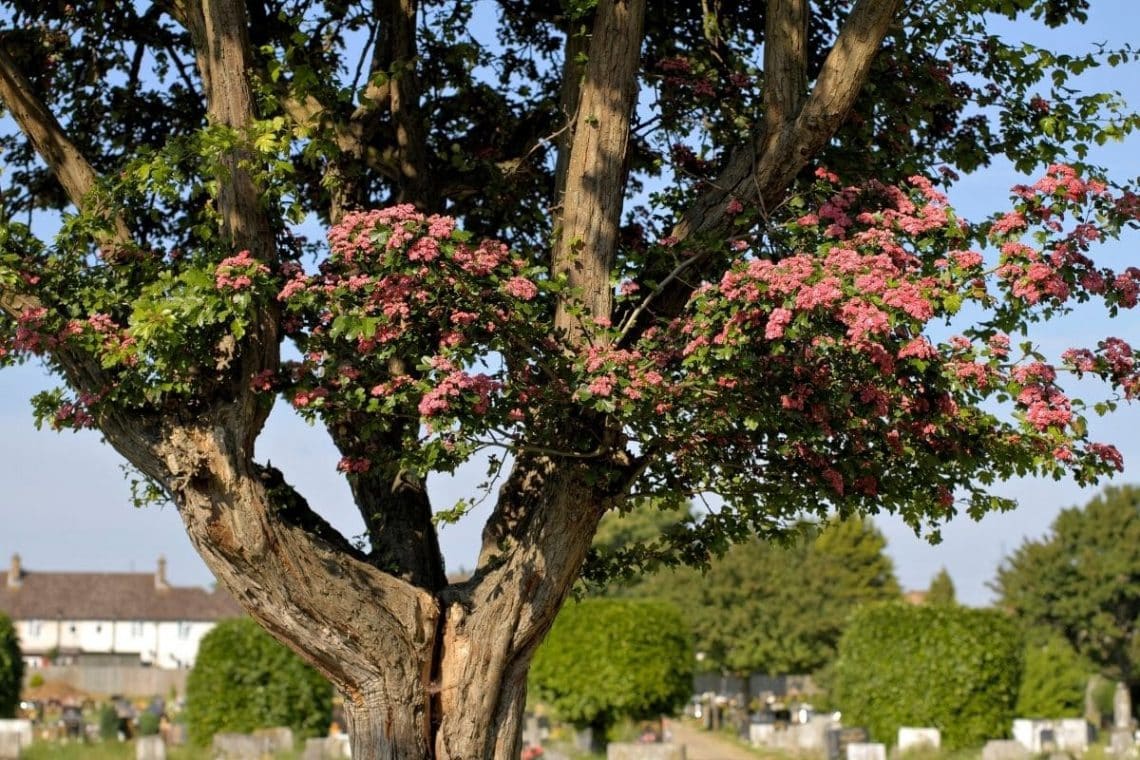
(27, 620, 42, 637)
(131, 621, 144, 638)
(177, 622, 192, 640)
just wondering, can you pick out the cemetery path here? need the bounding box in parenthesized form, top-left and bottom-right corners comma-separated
(665, 719, 759, 760)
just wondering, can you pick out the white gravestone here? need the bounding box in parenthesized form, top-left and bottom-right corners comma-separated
(847, 742, 887, 760)
(898, 728, 941, 752)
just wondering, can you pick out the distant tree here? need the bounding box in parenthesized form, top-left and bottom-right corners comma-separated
(185, 618, 332, 746)
(926, 568, 957, 606)
(0, 612, 22, 718)
(832, 603, 1023, 749)
(529, 599, 691, 748)
(1016, 631, 1091, 719)
(993, 485, 1140, 688)
(614, 517, 900, 676)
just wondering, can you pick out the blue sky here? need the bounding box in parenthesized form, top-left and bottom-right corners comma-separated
(2, 2, 1139, 606)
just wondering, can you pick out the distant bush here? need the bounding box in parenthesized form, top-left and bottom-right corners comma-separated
(27, 672, 44, 689)
(185, 618, 332, 745)
(136, 710, 161, 737)
(1017, 632, 1091, 718)
(530, 598, 692, 741)
(0, 613, 22, 718)
(98, 703, 119, 741)
(832, 603, 1023, 749)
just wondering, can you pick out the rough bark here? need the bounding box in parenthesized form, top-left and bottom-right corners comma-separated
(552, 0, 646, 340)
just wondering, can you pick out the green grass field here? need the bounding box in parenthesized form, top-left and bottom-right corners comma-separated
(19, 740, 300, 759)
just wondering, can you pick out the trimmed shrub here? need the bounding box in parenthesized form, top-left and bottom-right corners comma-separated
(1017, 632, 1091, 718)
(530, 598, 692, 739)
(185, 618, 332, 745)
(0, 613, 22, 718)
(831, 603, 1023, 749)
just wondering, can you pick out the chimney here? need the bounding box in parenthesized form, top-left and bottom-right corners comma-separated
(7, 554, 21, 589)
(155, 556, 170, 591)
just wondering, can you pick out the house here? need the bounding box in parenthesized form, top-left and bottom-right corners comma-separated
(0, 553, 243, 669)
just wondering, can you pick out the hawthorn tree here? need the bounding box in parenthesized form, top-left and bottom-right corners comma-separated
(1, 1, 1140, 758)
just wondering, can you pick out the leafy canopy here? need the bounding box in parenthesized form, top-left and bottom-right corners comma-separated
(993, 484, 1140, 686)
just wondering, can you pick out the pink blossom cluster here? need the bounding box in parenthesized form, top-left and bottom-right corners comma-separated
(418, 369, 500, 418)
(214, 250, 269, 290)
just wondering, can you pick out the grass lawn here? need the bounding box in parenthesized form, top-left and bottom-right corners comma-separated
(20, 740, 301, 759)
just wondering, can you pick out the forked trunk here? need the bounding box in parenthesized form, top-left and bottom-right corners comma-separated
(144, 422, 604, 760)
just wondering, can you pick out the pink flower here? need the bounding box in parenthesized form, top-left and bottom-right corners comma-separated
(503, 276, 539, 301)
(765, 308, 793, 340)
(588, 375, 616, 397)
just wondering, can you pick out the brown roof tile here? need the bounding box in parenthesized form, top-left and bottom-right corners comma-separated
(0, 565, 243, 622)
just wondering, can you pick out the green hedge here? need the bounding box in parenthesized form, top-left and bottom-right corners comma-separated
(185, 618, 332, 745)
(530, 598, 692, 735)
(831, 603, 1023, 749)
(0, 612, 22, 718)
(1017, 632, 1090, 718)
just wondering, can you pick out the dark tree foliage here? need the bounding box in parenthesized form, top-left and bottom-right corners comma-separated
(608, 517, 900, 676)
(994, 485, 1140, 688)
(184, 618, 333, 746)
(0, 612, 21, 719)
(926, 567, 957, 606)
(832, 603, 1023, 749)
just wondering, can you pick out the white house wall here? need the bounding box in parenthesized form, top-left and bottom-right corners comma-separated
(13, 617, 218, 668)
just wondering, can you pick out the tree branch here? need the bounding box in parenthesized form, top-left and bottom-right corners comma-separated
(762, 0, 809, 135)
(0, 46, 133, 251)
(625, 0, 904, 336)
(187, 0, 274, 260)
(551, 0, 647, 343)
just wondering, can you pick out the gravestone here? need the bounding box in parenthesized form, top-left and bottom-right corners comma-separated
(749, 722, 776, 747)
(211, 732, 266, 759)
(0, 722, 31, 750)
(1112, 682, 1137, 757)
(253, 726, 295, 753)
(847, 741, 887, 760)
(898, 727, 941, 752)
(136, 735, 166, 760)
(1117, 682, 1135, 730)
(303, 736, 352, 759)
(982, 740, 1030, 760)
(0, 731, 19, 760)
(1055, 719, 1093, 752)
(606, 743, 686, 760)
(826, 726, 870, 760)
